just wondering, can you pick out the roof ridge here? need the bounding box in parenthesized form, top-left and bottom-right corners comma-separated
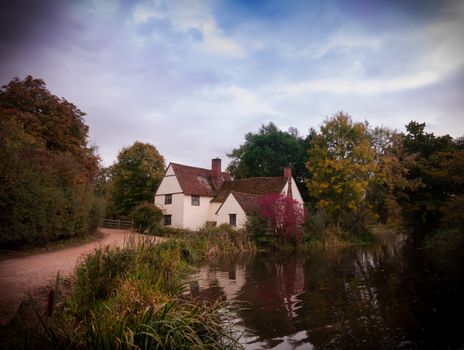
(225, 176, 286, 182)
(170, 162, 211, 172)
(230, 191, 262, 197)
(170, 162, 229, 175)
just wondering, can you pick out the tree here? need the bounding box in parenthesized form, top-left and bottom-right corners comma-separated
(366, 127, 420, 224)
(0, 76, 101, 246)
(400, 121, 462, 235)
(306, 112, 376, 231)
(108, 142, 165, 217)
(227, 123, 311, 201)
(0, 76, 99, 180)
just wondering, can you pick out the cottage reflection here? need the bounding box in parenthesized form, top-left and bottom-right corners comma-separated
(186, 233, 464, 349)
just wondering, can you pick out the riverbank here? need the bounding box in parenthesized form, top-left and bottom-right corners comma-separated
(0, 228, 158, 327)
(2, 228, 251, 349)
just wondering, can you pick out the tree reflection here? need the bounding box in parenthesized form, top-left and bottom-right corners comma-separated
(190, 234, 464, 349)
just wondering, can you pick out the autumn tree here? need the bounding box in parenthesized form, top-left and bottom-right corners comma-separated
(107, 142, 165, 217)
(306, 112, 376, 231)
(0, 76, 101, 246)
(0, 76, 98, 179)
(227, 123, 311, 201)
(366, 127, 420, 224)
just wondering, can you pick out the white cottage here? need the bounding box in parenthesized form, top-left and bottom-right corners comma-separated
(154, 158, 304, 229)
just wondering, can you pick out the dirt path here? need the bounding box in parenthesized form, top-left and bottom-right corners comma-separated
(0, 228, 162, 326)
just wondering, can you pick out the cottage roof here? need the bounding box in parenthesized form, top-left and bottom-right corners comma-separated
(211, 177, 287, 203)
(231, 192, 262, 215)
(170, 163, 230, 197)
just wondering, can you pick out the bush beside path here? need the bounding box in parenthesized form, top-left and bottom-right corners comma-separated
(0, 228, 163, 326)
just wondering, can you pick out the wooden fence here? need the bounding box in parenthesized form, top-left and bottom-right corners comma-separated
(102, 219, 133, 229)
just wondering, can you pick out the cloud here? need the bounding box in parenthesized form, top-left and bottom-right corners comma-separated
(1, 0, 463, 168)
(279, 70, 442, 95)
(133, 0, 245, 58)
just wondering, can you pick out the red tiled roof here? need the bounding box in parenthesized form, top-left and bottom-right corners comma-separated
(171, 163, 230, 197)
(230, 192, 262, 215)
(211, 177, 287, 203)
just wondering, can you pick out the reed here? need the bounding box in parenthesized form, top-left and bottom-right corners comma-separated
(10, 234, 245, 349)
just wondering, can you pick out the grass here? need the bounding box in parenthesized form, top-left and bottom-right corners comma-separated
(4, 230, 249, 349)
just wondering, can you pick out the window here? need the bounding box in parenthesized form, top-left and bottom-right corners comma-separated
(191, 195, 200, 206)
(229, 214, 237, 227)
(164, 194, 172, 205)
(164, 215, 172, 226)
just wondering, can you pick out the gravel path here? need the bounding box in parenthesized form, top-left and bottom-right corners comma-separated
(0, 228, 161, 326)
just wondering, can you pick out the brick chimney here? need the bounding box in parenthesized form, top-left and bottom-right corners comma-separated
(212, 158, 223, 190)
(284, 166, 293, 199)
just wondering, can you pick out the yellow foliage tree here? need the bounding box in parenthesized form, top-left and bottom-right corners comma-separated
(306, 112, 376, 230)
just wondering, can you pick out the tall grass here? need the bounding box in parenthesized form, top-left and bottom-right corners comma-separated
(10, 234, 246, 349)
(155, 223, 255, 258)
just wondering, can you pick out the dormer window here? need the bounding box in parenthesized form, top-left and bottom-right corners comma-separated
(191, 195, 200, 206)
(165, 194, 172, 205)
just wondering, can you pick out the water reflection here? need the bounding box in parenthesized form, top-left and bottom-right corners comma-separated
(186, 234, 464, 349)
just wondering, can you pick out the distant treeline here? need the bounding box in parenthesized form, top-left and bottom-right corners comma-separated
(228, 114, 464, 244)
(1, 76, 463, 248)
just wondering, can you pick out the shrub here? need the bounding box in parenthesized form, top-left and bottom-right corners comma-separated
(245, 213, 274, 246)
(130, 202, 163, 233)
(257, 193, 305, 242)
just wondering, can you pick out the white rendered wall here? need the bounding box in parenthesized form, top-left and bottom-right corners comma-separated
(155, 165, 182, 195)
(216, 194, 247, 229)
(281, 177, 304, 206)
(155, 165, 184, 227)
(208, 202, 221, 224)
(183, 195, 214, 230)
(155, 193, 184, 228)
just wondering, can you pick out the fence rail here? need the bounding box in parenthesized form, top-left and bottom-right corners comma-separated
(102, 219, 132, 229)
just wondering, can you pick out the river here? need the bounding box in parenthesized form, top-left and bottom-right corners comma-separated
(186, 233, 464, 349)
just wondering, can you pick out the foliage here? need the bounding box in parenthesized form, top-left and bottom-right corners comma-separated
(227, 122, 311, 200)
(245, 213, 273, 245)
(257, 193, 305, 242)
(12, 237, 244, 349)
(156, 224, 255, 257)
(366, 127, 420, 224)
(107, 142, 165, 217)
(400, 121, 464, 237)
(441, 195, 464, 230)
(130, 202, 164, 233)
(306, 112, 376, 233)
(0, 76, 102, 247)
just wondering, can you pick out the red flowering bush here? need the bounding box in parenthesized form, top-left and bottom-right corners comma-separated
(258, 193, 305, 242)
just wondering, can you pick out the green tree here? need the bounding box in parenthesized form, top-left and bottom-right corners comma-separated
(400, 121, 462, 236)
(306, 112, 376, 231)
(108, 142, 165, 217)
(227, 123, 311, 200)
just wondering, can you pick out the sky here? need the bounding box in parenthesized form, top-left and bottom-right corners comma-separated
(1, 0, 463, 169)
